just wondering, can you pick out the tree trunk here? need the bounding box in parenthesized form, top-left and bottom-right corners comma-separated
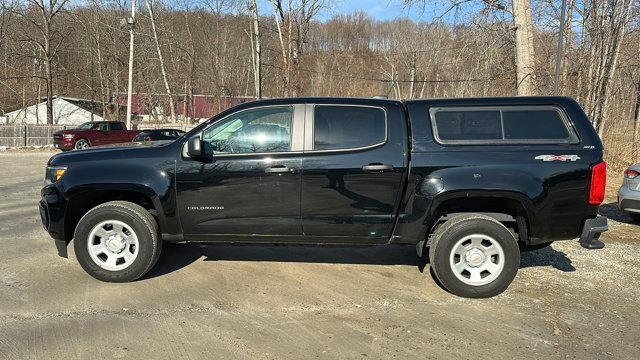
(590, 0, 632, 136)
(250, 0, 262, 99)
(45, 30, 53, 124)
(560, 0, 575, 94)
(271, 0, 289, 96)
(634, 81, 640, 160)
(511, 0, 536, 95)
(145, 0, 176, 122)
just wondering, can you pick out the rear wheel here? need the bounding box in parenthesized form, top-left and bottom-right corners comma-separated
(629, 212, 640, 223)
(428, 214, 520, 298)
(73, 201, 162, 282)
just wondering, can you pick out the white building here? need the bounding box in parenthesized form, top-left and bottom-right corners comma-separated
(2, 97, 106, 125)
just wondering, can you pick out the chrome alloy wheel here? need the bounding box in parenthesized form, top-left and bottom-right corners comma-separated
(87, 220, 139, 271)
(449, 234, 505, 286)
(75, 139, 89, 150)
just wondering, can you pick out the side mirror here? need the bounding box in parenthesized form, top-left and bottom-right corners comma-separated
(186, 135, 213, 161)
(187, 135, 203, 157)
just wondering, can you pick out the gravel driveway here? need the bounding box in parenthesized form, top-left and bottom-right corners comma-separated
(0, 151, 638, 359)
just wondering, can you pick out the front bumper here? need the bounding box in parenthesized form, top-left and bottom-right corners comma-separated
(53, 136, 75, 150)
(39, 185, 69, 257)
(579, 215, 607, 249)
(618, 186, 640, 213)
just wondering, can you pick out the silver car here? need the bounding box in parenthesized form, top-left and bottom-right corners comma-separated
(619, 164, 640, 222)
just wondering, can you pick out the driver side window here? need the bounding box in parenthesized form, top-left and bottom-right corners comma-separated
(202, 106, 293, 154)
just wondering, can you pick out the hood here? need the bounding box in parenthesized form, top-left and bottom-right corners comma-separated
(54, 129, 85, 135)
(48, 140, 175, 166)
(92, 140, 173, 149)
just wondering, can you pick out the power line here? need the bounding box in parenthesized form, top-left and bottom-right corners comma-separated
(291, 65, 507, 84)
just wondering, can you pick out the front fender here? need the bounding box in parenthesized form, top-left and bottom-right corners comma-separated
(57, 158, 179, 237)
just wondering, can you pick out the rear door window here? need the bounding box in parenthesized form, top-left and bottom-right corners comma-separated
(313, 105, 386, 151)
(430, 106, 577, 144)
(109, 123, 124, 131)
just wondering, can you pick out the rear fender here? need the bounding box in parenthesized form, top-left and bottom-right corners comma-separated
(394, 166, 541, 244)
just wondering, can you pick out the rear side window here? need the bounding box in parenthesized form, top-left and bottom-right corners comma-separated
(430, 106, 577, 144)
(110, 123, 124, 131)
(313, 105, 386, 151)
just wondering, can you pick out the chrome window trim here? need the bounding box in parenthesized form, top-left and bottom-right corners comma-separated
(290, 104, 305, 152)
(303, 104, 314, 151)
(429, 105, 580, 145)
(186, 104, 304, 157)
(304, 104, 388, 153)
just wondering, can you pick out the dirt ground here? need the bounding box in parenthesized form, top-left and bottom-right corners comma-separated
(0, 151, 638, 359)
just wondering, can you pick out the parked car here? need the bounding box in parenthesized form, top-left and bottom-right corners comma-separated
(40, 96, 608, 298)
(618, 164, 640, 222)
(53, 121, 141, 151)
(133, 129, 186, 142)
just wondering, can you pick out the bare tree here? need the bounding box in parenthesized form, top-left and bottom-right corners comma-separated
(249, 0, 262, 98)
(511, 0, 535, 95)
(404, 0, 536, 95)
(269, 0, 326, 96)
(145, 0, 176, 122)
(15, 0, 70, 124)
(584, 0, 635, 136)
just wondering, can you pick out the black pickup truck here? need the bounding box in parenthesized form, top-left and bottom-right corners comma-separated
(40, 96, 608, 298)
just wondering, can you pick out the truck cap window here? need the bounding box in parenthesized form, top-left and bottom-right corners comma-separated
(314, 105, 386, 151)
(430, 106, 577, 144)
(502, 110, 570, 140)
(203, 106, 293, 154)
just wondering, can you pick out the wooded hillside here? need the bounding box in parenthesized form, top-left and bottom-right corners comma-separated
(0, 0, 638, 165)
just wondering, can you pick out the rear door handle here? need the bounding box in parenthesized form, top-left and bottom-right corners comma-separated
(362, 163, 393, 172)
(265, 165, 293, 174)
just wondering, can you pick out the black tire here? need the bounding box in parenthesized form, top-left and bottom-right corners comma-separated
(74, 138, 90, 150)
(428, 214, 520, 298)
(73, 201, 162, 282)
(629, 212, 640, 223)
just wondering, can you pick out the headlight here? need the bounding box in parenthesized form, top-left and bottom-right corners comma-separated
(45, 165, 67, 184)
(63, 134, 75, 139)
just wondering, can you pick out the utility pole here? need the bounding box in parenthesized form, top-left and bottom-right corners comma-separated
(126, 0, 137, 129)
(553, 0, 567, 95)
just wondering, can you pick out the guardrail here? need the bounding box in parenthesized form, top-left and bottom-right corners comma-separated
(0, 123, 197, 147)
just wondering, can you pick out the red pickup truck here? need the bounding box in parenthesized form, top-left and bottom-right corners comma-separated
(53, 121, 141, 151)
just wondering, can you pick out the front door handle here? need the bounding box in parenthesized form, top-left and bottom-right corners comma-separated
(362, 163, 393, 172)
(265, 165, 292, 174)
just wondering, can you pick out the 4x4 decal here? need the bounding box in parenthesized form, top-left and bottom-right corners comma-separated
(535, 155, 581, 162)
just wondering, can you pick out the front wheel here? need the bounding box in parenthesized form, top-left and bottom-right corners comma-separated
(74, 138, 90, 150)
(73, 201, 162, 282)
(428, 214, 520, 298)
(628, 212, 640, 223)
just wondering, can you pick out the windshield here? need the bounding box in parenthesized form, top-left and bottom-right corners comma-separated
(76, 122, 94, 130)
